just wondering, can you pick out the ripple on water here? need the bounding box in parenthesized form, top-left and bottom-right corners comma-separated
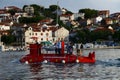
(0, 49, 120, 79)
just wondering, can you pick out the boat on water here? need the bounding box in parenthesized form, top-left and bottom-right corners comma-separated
(20, 42, 95, 64)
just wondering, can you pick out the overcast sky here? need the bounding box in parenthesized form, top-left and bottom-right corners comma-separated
(0, 0, 120, 14)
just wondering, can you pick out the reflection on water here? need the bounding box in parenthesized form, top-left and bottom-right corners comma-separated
(28, 63, 96, 79)
(0, 49, 120, 79)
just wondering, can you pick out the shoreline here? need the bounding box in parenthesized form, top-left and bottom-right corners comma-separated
(83, 46, 120, 50)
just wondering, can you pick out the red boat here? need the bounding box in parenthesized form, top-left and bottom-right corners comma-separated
(20, 42, 95, 64)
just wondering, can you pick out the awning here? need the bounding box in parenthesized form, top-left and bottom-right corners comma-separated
(41, 41, 52, 45)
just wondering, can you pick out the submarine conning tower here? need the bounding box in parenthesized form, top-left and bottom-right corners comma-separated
(30, 44, 41, 55)
(29, 41, 65, 55)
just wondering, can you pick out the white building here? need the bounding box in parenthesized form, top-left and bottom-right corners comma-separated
(73, 13, 85, 20)
(0, 23, 10, 31)
(25, 27, 53, 45)
(55, 27, 69, 42)
(60, 13, 85, 21)
(60, 14, 73, 21)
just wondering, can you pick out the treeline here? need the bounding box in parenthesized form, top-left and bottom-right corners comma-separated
(70, 29, 120, 43)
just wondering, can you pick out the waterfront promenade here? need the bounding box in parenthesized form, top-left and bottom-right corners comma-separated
(84, 46, 120, 50)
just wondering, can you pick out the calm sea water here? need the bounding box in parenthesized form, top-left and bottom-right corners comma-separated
(0, 49, 120, 80)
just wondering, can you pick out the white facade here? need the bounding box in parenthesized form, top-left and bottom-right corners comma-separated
(0, 25, 10, 31)
(87, 19, 92, 25)
(60, 13, 85, 21)
(55, 27, 69, 42)
(25, 27, 53, 45)
(0, 13, 10, 20)
(60, 14, 73, 21)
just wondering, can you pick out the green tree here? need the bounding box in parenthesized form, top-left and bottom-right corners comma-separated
(30, 4, 44, 16)
(65, 11, 73, 14)
(75, 30, 86, 43)
(91, 29, 113, 41)
(23, 4, 44, 16)
(42, 8, 57, 19)
(1, 35, 16, 45)
(23, 5, 28, 11)
(7, 9, 16, 16)
(49, 5, 60, 12)
(19, 16, 44, 23)
(79, 8, 98, 19)
(113, 30, 120, 41)
(69, 29, 90, 43)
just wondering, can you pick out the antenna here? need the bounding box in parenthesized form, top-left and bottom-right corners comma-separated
(56, 1, 59, 27)
(55, 1, 59, 42)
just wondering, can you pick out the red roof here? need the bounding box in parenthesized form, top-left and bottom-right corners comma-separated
(60, 14, 72, 17)
(94, 27, 114, 33)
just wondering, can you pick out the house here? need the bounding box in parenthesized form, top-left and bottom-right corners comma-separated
(110, 12, 120, 18)
(73, 13, 85, 20)
(70, 20, 79, 28)
(109, 13, 120, 24)
(112, 17, 119, 24)
(96, 16, 103, 23)
(0, 30, 9, 35)
(55, 27, 69, 42)
(0, 22, 10, 31)
(98, 10, 110, 18)
(87, 19, 93, 25)
(25, 26, 53, 46)
(25, 24, 69, 46)
(60, 14, 73, 21)
(61, 8, 67, 14)
(79, 19, 93, 26)
(60, 13, 84, 21)
(104, 18, 113, 25)
(0, 11, 11, 21)
(0, 21, 11, 36)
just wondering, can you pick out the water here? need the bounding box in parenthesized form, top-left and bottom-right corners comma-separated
(0, 49, 120, 80)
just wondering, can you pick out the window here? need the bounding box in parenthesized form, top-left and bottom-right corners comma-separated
(46, 38, 48, 41)
(46, 33, 49, 36)
(41, 33, 43, 35)
(29, 27, 32, 30)
(35, 33, 37, 36)
(29, 33, 31, 35)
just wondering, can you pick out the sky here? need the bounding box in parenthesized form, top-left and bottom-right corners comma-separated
(0, 0, 120, 14)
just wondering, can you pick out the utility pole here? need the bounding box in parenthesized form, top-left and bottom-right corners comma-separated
(56, 1, 59, 27)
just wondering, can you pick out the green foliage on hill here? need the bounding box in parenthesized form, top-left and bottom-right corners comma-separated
(1, 35, 16, 45)
(79, 8, 98, 19)
(113, 30, 120, 42)
(70, 28, 114, 43)
(7, 9, 16, 16)
(49, 5, 60, 12)
(19, 16, 44, 23)
(91, 29, 113, 41)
